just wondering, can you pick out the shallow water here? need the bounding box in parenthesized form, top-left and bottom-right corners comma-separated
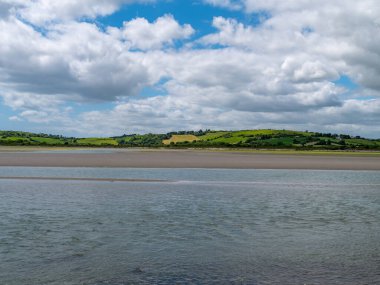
(0, 168, 379, 284)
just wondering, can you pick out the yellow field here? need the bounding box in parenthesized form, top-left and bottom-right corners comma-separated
(163, 135, 200, 145)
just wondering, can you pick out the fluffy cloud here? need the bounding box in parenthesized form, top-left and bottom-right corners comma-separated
(0, 16, 180, 101)
(11, 0, 155, 25)
(1, 93, 63, 111)
(120, 14, 194, 50)
(8, 115, 22, 122)
(44, 95, 380, 138)
(1, 92, 71, 124)
(0, 0, 26, 18)
(202, 0, 380, 95)
(203, 0, 242, 10)
(1, 0, 380, 137)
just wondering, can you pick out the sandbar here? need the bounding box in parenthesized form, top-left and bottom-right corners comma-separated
(0, 148, 379, 170)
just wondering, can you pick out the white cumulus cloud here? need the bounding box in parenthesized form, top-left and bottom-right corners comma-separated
(12, 0, 155, 25)
(203, 0, 242, 10)
(120, 15, 194, 50)
(0, 0, 379, 137)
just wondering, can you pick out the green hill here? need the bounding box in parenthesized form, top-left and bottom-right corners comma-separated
(0, 129, 379, 150)
(164, 129, 380, 150)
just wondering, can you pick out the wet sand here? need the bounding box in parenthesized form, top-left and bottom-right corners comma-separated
(0, 149, 379, 170)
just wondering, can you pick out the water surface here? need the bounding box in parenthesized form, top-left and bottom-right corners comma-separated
(0, 168, 379, 284)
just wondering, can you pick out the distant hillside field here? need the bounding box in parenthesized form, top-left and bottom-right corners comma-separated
(76, 138, 118, 146)
(163, 135, 199, 145)
(0, 129, 379, 150)
(162, 129, 380, 150)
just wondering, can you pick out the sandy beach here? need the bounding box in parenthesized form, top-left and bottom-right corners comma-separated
(0, 148, 379, 170)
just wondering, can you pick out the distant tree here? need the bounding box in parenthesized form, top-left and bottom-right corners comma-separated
(340, 134, 351, 139)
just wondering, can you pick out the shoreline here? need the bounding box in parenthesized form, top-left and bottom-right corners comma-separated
(0, 148, 379, 170)
(1, 145, 380, 154)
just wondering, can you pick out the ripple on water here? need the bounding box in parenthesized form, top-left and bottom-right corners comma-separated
(0, 169, 379, 285)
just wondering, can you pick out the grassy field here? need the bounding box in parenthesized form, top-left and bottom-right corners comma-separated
(1, 129, 379, 150)
(0, 131, 119, 147)
(30, 137, 65, 144)
(162, 129, 380, 150)
(76, 138, 118, 146)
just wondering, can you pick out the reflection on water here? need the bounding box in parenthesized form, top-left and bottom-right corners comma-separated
(0, 169, 379, 285)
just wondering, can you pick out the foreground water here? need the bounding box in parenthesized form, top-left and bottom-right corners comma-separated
(0, 168, 379, 285)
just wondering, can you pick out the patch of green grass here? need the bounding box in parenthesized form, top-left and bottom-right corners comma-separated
(231, 129, 313, 137)
(77, 138, 118, 146)
(209, 135, 246, 144)
(346, 138, 379, 146)
(197, 131, 228, 141)
(0, 136, 28, 141)
(196, 130, 313, 145)
(262, 137, 295, 146)
(0, 136, 31, 145)
(30, 137, 65, 144)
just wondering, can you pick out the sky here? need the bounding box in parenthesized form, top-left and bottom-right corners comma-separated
(0, 0, 379, 138)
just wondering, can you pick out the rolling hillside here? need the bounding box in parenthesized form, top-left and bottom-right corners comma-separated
(160, 130, 380, 150)
(0, 129, 379, 150)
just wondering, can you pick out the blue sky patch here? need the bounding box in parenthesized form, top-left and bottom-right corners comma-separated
(334, 75, 359, 91)
(98, 0, 246, 39)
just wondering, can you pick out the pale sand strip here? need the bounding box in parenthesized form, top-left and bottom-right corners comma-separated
(0, 149, 379, 170)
